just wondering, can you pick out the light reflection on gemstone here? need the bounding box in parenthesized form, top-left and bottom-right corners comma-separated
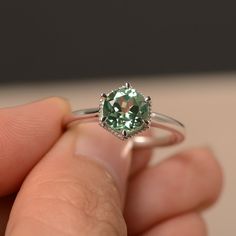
(100, 86, 151, 138)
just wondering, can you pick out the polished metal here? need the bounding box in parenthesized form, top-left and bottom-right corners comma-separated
(145, 96, 151, 102)
(125, 82, 131, 88)
(100, 93, 107, 99)
(65, 108, 185, 149)
(122, 130, 127, 139)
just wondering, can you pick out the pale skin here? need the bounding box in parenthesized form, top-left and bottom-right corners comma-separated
(0, 98, 223, 236)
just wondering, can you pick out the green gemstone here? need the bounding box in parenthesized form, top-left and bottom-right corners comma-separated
(100, 86, 150, 137)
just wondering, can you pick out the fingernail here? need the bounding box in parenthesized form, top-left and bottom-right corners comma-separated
(73, 123, 132, 197)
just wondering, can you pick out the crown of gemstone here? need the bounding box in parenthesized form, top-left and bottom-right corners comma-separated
(99, 83, 151, 139)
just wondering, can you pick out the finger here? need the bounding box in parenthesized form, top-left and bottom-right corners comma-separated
(142, 213, 207, 236)
(0, 98, 70, 196)
(0, 148, 149, 235)
(6, 123, 132, 236)
(124, 148, 223, 235)
(130, 148, 152, 176)
(130, 130, 153, 176)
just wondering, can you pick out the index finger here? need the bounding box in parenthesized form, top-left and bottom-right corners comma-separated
(0, 97, 70, 196)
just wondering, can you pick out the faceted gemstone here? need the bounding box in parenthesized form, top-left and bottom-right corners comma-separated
(100, 86, 150, 137)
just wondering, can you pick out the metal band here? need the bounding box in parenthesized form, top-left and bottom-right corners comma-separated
(64, 108, 185, 149)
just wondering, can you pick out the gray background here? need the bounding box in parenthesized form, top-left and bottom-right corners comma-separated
(0, 0, 236, 82)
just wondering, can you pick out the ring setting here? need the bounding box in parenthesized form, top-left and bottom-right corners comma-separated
(65, 83, 185, 149)
(99, 82, 151, 140)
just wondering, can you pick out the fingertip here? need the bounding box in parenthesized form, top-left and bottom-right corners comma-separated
(38, 96, 71, 116)
(175, 146, 223, 205)
(0, 97, 71, 196)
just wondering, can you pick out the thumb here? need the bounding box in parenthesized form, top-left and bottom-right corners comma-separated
(6, 123, 132, 236)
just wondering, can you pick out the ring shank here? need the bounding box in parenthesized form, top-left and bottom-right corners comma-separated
(65, 108, 185, 149)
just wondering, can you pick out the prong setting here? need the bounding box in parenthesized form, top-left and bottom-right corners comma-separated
(125, 82, 131, 88)
(101, 93, 107, 99)
(145, 96, 151, 102)
(122, 130, 127, 139)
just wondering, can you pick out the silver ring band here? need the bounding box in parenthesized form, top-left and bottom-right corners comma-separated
(65, 108, 185, 149)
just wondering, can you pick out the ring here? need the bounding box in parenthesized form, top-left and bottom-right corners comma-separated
(65, 83, 185, 149)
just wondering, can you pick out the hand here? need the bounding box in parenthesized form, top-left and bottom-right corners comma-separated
(0, 98, 222, 236)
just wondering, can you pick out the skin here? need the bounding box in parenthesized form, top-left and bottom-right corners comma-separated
(0, 98, 223, 236)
